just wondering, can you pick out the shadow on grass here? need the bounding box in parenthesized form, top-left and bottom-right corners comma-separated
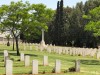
(25, 54, 38, 57)
(81, 60, 100, 65)
(10, 53, 18, 56)
(0, 52, 4, 56)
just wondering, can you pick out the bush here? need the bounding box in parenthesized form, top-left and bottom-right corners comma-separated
(69, 67, 75, 72)
(43, 70, 46, 74)
(52, 68, 55, 73)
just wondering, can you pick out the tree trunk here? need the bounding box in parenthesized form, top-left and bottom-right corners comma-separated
(15, 37, 20, 56)
(13, 37, 15, 50)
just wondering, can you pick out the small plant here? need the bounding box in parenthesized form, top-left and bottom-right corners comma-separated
(17, 59, 20, 61)
(43, 70, 46, 74)
(28, 71, 32, 74)
(52, 67, 55, 73)
(64, 70, 68, 73)
(69, 67, 75, 72)
(78, 54, 81, 56)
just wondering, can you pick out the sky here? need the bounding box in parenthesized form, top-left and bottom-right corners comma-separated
(0, 0, 87, 9)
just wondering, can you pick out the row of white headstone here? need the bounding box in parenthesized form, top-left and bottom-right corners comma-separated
(21, 43, 100, 59)
(5, 59, 80, 75)
(5, 59, 38, 75)
(20, 53, 48, 66)
(4, 50, 80, 75)
(36, 45, 100, 59)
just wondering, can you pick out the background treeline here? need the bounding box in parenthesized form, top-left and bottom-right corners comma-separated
(47, 0, 100, 48)
(21, 0, 100, 48)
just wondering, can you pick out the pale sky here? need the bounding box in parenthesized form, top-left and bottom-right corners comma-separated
(0, 0, 87, 9)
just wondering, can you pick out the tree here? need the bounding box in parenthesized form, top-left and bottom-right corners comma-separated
(48, 1, 60, 45)
(48, 0, 100, 48)
(85, 6, 100, 37)
(0, 1, 31, 55)
(48, 0, 69, 45)
(20, 4, 54, 43)
(0, 1, 54, 55)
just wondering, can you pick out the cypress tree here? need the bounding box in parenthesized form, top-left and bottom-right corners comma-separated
(49, 1, 60, 45)
(59, 0, 64, 45)
(54, 0, 65, 45)
(48, 0, 67, 46)
(56, 1, 60, 45)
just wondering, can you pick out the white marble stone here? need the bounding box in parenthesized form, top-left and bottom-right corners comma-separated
(20, 53, 24, 61)
(4, 50, 8, 61)
(6, 60, 13, 75)
(24, 55, 30, 67)
(32, 60, 38, 74)
(55, 60, 61, 73)
(75, 60, 80, 72)
(43, 56, 48, 66)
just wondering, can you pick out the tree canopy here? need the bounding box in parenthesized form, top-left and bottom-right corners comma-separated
(48, 0, 100, 48)
(85, 6, 100, 37)
(0, 1, 54, 55)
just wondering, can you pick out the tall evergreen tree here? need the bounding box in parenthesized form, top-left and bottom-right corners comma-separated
(48, 0, 70, 46)
(58, 0, 64, 45)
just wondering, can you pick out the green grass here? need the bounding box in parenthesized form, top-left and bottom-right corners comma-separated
(0, 44, 100, 75)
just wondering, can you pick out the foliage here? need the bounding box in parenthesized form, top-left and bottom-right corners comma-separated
(20, 4, 54, 43)
(48, 0, 100, 48)
(0, 1, 54, 55)
(85, 6, 100, 37)
(48, 0, 68, 45)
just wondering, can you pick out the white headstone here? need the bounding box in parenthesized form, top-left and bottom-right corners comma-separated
(25, 55, 30, 67)
(6, 60, 13, 75)
(43, 56, 48, 66)
(96, 52, 100, 59)
(20, 53, 24, 61)
(75, 60, 80, 72)
(4, 56, 9, 66)
(55, 60, 61, 73)
(32, 60, 38, 74)
(4, 50, 8, 61)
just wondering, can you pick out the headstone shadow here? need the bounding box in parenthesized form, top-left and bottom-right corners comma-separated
(81, 60, 100, 65)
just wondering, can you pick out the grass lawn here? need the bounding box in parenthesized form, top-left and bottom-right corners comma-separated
(0, 44, 100, 75)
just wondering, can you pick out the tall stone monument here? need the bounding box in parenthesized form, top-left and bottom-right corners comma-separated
(40, 29, 45, 47)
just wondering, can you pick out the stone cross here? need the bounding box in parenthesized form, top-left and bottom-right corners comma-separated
(41, 29, 45, 47)
(55, 60, 61, 73)
(42, 29, 44, 41)
(24, 55, 30, 67)
(32, 60, 38, 74)
(75, 60, 80, 72)
(5, 60, 13, 75)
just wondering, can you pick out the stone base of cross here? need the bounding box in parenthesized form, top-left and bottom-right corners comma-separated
(40, 40, 46, 48)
